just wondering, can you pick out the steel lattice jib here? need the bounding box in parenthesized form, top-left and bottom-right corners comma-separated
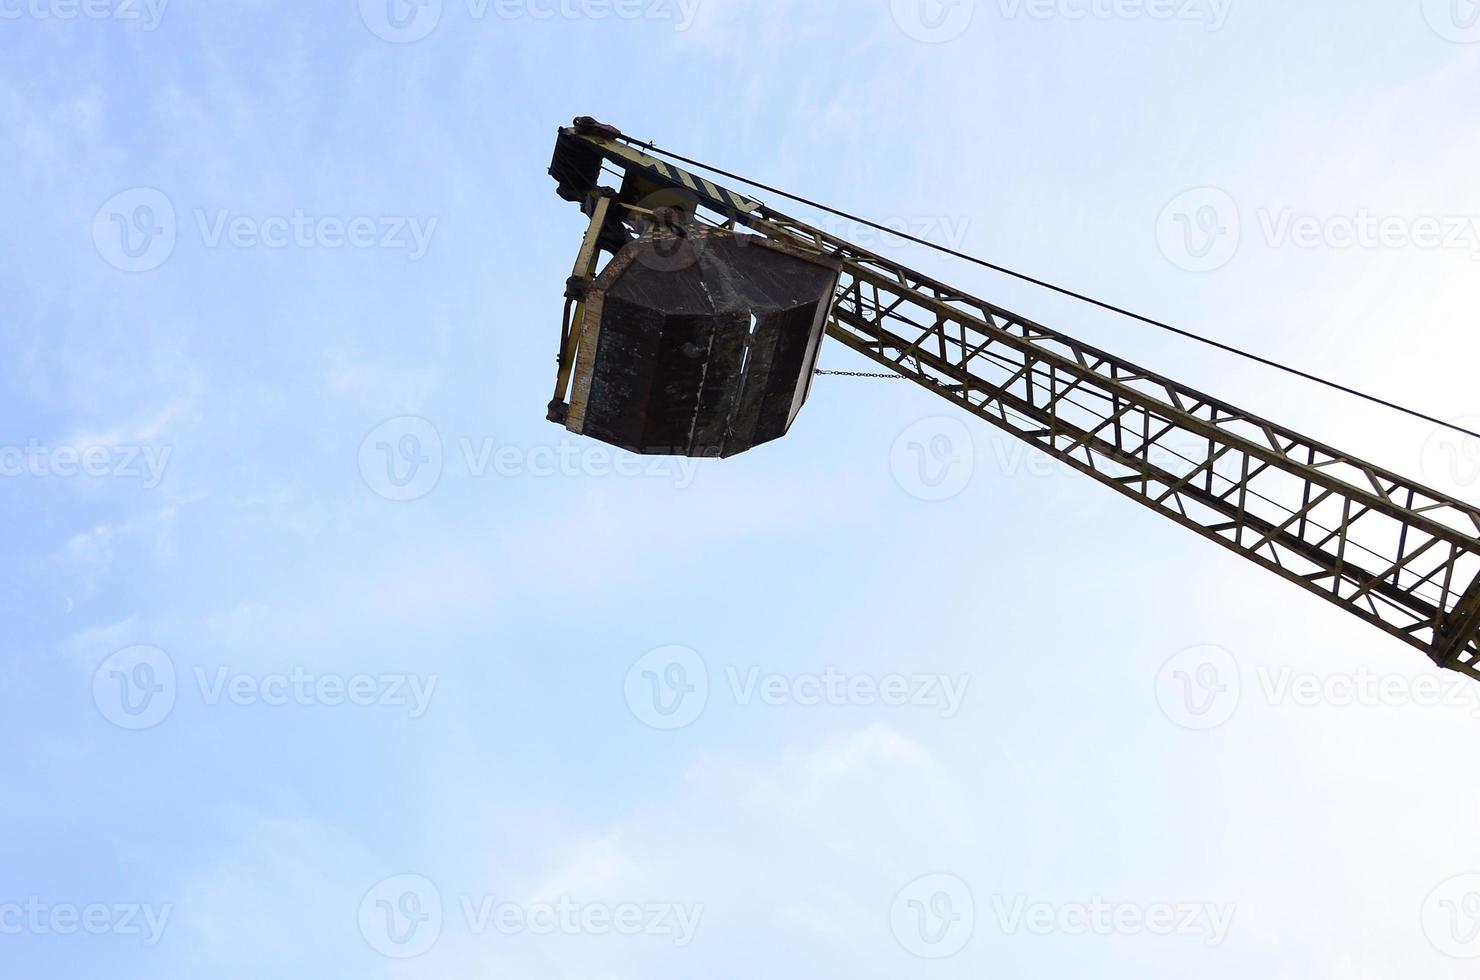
(546, 118, 1480, 677)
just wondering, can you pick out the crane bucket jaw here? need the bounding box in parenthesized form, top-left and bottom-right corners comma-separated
(548, 120, 838, 459)
(560, 225, 839, 459)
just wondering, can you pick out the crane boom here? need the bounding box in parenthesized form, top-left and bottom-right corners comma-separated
(547, 119, 1480, 680)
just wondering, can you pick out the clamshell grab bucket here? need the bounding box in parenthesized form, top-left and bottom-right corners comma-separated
(564, 227, 841, 459)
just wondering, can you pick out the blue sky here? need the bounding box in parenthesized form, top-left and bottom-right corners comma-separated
(6, 1, 1480, 977)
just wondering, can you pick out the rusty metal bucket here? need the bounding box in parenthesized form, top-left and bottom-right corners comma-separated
(562, 226, 841, 459)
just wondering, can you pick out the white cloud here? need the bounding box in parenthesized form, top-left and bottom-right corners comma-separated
(413, 725, 973, 979)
